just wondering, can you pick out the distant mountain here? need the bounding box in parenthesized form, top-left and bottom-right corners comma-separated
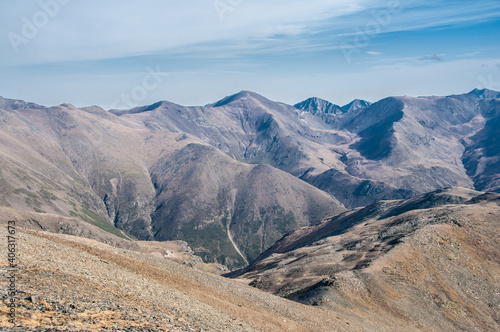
(0, 88, 499, 269)
(0, 98, 155, 241)
(2, 89, 499, 331)
(207, 90, 278, 108)
(462, 97, 500, 192)
(294, 97, 344, 115)
(301, 92, 500, 205)
(341, 98, 371, 112)
(229, 188, 500, 331)
(0, 94, 344, 269)
(0, 95, 45, 110)
(468, 88, 500, 99)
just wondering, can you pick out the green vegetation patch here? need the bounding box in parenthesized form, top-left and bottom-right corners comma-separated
(15, 169, 37, 183)
(79, 206, 129, 240)
(13, 188, 43, 209)
(179, 219, 246, 269)
(38, 188, 57, 201)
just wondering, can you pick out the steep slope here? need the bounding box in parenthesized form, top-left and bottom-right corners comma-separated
(462, 97, 500, 192)
(468, 88, 500, 99)
(150, 143, 345, 268)
(294, 97, 371, 116)
(0, 206, 135, 249)
(293, 97, 350, 128)
(345, 97, 405, 160)
(0, 228, 364, 331)
(0, 96, 44, 110)
(231, 188, 500, 331)
(1, 90, 499, 330)
(0, 96, 344, 269)
(294, 97, 345, 115)
(2, 190, 498, 331)
(112, 90, 500, 209)
(112, 91, 317, 174)
(301, 93, 489, 206)
(0, 100, 156, 239)
(1, 89, 499, 270)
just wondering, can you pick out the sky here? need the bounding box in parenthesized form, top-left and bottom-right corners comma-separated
(0, 0, 499, 109)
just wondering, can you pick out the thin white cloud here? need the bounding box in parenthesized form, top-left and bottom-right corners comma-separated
(0, 0, 371, 65)
(0, 0, 499, 108)
(456, 52, 481, 58)
(2, 0, 499, 66)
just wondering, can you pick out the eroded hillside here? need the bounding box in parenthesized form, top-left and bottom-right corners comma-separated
(231, 188, 500, 331)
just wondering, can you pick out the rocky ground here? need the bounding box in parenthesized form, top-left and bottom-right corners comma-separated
(0, 227, 362, 331)
(232, 189, 500, 331)
(1, 188, 499, 331)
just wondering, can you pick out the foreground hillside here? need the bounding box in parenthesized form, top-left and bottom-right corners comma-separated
(231, 188, 500, 331)
(1, 188, 498, 331)
(0, 227, 405, 331)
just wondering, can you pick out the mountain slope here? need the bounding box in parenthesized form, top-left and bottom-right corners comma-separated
(150, 143, 344, 268)
(341, 99, 371, 112)
(112, 90, 500, 209)
(2, 189, 497, 331)
(1, 90, 499, 330)
(294, 97, 345, 116)
(0, 228, 362, 331)
(0, 96, 344, 269)
(112, 91, 316, 174)
(302, 91, 500, 206)
(231, 188, 500, 331)
(462, 98, 500, 192)
(468, 88, 500, 99)
(0, 89, 499, 269)
(0, 100, 156, 240)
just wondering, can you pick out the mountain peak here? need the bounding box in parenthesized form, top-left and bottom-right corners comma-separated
(342, 99, 371, 112)
(468, 88, 500, 99)
(209, 90, 272, 107)
(294, 97, 344, 115)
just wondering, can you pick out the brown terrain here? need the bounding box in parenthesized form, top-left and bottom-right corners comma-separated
(1, 188, 498, 331)
(0, 226, 384, 331)
(0, 94, 347, 269)
(231, 188, 500, 331)
(0, 90, 499, 331)
(0, 89, 499, 267)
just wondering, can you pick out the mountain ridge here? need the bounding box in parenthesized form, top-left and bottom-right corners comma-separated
(1, 89, 499, 331)
(468, 88, 500, 99)
(294, 97, 345, 115)
(0, 88, 499, 269)
(229, 187, 500, 331)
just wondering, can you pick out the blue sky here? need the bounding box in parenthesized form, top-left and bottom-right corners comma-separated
(0, 0, 499, 109)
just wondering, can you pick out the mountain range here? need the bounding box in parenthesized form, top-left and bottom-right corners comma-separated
(1, 88, 500, 331)
(0, 88, 499, 270)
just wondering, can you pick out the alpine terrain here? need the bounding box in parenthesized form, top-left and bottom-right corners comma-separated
(0, 89, 499, 331)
